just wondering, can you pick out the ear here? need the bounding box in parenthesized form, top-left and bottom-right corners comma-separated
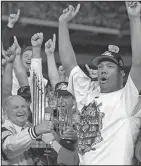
(120, 70, 125, 78)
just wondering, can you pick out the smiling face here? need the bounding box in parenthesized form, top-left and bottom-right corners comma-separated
(5, 95, 29, 127)
(21, 50, 33, 71)
(97, 61, 124, 93)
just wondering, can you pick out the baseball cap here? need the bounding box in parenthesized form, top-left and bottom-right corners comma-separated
(92, 45, 124, 70)
(17, 86, 31, 102)
(55, 82, 72, 98)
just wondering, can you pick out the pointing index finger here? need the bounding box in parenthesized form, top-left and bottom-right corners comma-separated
(14, 36, 18, 45)
(53, 34, 56, 48)
(74, 4, 80, 16)
(16, 9, 20, 18)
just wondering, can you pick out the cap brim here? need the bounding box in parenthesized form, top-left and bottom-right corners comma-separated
(91, 55, 119, 67)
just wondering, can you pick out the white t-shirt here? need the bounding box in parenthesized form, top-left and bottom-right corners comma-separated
(67, 66, 141, 165)
(12, 58, 48, 95)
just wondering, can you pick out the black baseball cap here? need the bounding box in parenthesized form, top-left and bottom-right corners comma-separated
(55, 82, 72, 98)
(92, 45, 124, 70)
(17, 86, 31, 102)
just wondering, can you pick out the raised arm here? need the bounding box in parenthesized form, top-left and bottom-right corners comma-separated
(126, 2, 141, 92)
(30, 32, 47, 84)
(58, 4, 80, 76)
(2, 44, 16, 105)
(45, 34, 60, 89)
(2, 9, 20, 50)
(13, 36, 29, 87)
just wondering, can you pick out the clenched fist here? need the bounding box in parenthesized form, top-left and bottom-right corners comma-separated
(59, 4, 80, 23)
(45, 34, 56, 55)
(125, 1, 141, 18)
(31, 32, 43, 47)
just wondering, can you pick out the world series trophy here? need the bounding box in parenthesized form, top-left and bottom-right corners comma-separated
(47, 82, 76, 143)
(32, 72, 46, 140)
(32, 72, 75, 142)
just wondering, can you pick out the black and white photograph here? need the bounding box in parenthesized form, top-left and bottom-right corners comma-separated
(1, 1, 141, 165)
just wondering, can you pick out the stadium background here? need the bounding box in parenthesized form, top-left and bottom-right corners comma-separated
(2, 1, 133, 81)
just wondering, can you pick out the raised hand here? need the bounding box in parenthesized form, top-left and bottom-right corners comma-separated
(31, 32, 43, 48)
(8, 9, 20, 28)
(14, 36, 21, 56)
(125, 1, 141, 18)
(3, 44, 16, 63)
(59, 4, 80, 23)
(85, 64, 97, 79)
(35, 120, 53, 135)
(45, 34, 56, 55)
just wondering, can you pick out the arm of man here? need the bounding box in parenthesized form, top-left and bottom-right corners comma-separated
(42, 133, 79, 165)
(58, 5, 80, 76)
(13, 36, 29, 87)
(123, 2, 141, 116)
(45, 34, 60, 89)
(31, 32, 48, 85)
(2, 9, 20, 50)
(2, 44, 16, 105)
(128, 2, 141, 93)
(58, 4, 99, 110)
(2, 26, 12, 51)
(2, 63, 13, 104)
(2, 127, 38, 159)
(2, 120, 53, 160)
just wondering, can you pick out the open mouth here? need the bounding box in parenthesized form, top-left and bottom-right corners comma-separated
(26, 62, 31, 66)
(100, 77, 107, 84)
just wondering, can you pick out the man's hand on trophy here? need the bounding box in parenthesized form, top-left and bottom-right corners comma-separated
(61, 126, 78, 141)
(42, 133, 55, 144)
(35, 120, 53, 135)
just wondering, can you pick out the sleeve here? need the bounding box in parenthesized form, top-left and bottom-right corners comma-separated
(2, 26, 12, 50)
(2, 127, 38, 159)
(67, 66, 100, 111)
(122, 74, 140, 116)
(57, 147, 79, 165)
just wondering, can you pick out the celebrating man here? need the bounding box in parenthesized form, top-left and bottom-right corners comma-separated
(58, 2, 141, 165)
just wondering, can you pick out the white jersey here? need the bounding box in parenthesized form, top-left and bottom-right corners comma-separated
(12, 58, 48, 95)
(67, 66, 141, 165)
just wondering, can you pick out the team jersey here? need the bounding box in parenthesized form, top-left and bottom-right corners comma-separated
(67, 66, 141, 165)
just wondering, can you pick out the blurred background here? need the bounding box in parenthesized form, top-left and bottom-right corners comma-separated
(2, 1, 134, 80)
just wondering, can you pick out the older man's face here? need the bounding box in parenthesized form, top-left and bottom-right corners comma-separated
(6, 95, 29, 127)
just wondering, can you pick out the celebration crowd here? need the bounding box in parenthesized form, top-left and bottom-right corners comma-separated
(1, 1, 141, 165)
